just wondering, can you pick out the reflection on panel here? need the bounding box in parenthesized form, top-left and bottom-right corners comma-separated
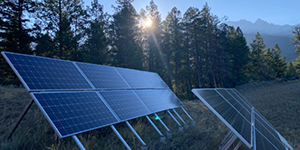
(99, 90, 151, 121)
(76, 62, 129, 89)
(2, 52, 92, 91)
(31, 92, 118, 138)
(116, 67, 152, 88)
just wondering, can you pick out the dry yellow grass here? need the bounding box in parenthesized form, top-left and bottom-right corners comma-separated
(0, 80, 299, 149)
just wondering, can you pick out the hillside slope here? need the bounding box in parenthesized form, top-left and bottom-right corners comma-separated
(0, 81, 299, 149)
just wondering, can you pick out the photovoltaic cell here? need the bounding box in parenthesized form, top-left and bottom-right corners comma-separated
(99, 91, 151, 121)
(216, 89, 251, 122)
(255, 113, 286, 150)
(116, 67, 152, 88)
(140, 71, 168, 89)
(2, 52, 92, 91)
(31, 92, 118, 138)
(134, 90, 168, 113)
(230, 89, 253, 109)
(157, 89, 184, 109)
(192, 89, 251, 147)
(256, 129, 279, 150)
(76, 62, 130, 89)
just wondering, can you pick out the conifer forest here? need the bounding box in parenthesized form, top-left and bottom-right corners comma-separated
(1, 0, 300, 100)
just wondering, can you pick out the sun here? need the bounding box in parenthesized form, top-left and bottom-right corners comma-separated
(144, 19, 152, 27)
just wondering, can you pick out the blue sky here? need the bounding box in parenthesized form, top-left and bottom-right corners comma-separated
(87, 0, 300, 26)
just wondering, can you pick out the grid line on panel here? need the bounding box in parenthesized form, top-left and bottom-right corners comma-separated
(157, 89, 184, 109)
(216, 89, 251, 123)
(134, 90, 168, 113)
(113, 67, 131, 88)
(225, 89, 252, 113)
(256, 129, 279, 150)
(2, 52, 92, 91)
(192, 89, 252, 147)
(215, 90, 251, 124)
(73, 62, 95, 89)
(115, 67, 152, 89)
(31, 92, 119, 138)
(96, 92, 121, 121)
(99, 90, 151, 121)
(76, 62, 130, 89)
(140, 71, 169, 89)
(255, 113, 286, 150)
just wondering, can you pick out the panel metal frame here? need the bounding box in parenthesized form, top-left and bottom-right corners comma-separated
(1, 51, 93, 92)
(30, 91, 121, 138)
(192, 88, 252, 148)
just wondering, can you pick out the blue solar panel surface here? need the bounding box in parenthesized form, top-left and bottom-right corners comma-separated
(134, 90, 168, 113)
(31, 92, 119, 138)
(2, 52, 92, 91)
(192, 89, 251, 146)
(2, 51, 185, 140)
(140, 71, 168, 89)
(76, 62, 130, 89)
(192, 88, 291, 150)
(116, 67, 152, 89)
(157, 89, 184, 109)
(216, 89, 251, 122)
(99, 91, 151, 121)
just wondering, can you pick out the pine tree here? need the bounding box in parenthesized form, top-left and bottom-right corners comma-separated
(0, 0, 35, 85)
(37, 0, 86, 60)
(109, 0, 143, 70)
(83, 0, 109, 64)
(291, 26, 300, 73)
(271, 44, 286, 78)
(285, 62, 296, 78)
(248, 32, 275, 81)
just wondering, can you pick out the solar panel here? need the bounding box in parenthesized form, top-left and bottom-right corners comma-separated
(116, 67, 152, 89)
(2, 52, 92, 91)
(157, 89, 184, 109)
(192, 88, 293, 150)
(98, 90, 151, 121)
(31, 91, 119, 138)
(216, 89, 251, 122)
(192, 89, 252, 147)
(255, 129, 279, 150)
(255, 112, 286, 150)
(227, 89, 253, 110)
(76, 62, 130, 89)
(134, 90, 169, 113)
(140, 71, 169, 89)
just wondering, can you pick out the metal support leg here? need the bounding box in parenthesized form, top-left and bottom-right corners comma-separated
(219, 131, 237, 150)
(7, 99, 34, 140)
(233, 140, 242, 150)
(111, 125, 131, 150)
(167, 110, 181, 126)
(72, 135, 86, 150)
(173, 109, 186, 124)
(146, 116, 163, 136)
(155, 113, 170, 132)
(126, 121, 146, 146)
(181, 107, 193, 121)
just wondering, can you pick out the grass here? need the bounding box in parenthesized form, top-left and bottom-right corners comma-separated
(0, 80, 299, 149)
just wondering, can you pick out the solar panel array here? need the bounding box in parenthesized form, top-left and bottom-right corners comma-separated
(192, 88, 293, 150)
(2, 51, 183, 138)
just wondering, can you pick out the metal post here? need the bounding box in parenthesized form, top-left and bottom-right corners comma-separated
(111, 125, 131, 150)
(146, 116, 163, 136)
(167, 110, 181, 126)
(181, 107, 193, 120)
(72, 135, 86, 150)
(125, 121, 146, 146)
(172, 109, 186, 124)
(219, 131, 237, 150)
(155, 113, 170, 132)
(233, 140, 242, 150)
(7, 99, 34, 140)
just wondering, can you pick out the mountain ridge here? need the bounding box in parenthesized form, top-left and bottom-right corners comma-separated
(227, 19, 297, 61)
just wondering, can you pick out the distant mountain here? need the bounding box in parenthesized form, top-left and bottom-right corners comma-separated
(227, 19, 293, 35)
(227, 19, 297, 61)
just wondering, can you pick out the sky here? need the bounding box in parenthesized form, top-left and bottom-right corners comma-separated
(86, 0, 300, 26)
